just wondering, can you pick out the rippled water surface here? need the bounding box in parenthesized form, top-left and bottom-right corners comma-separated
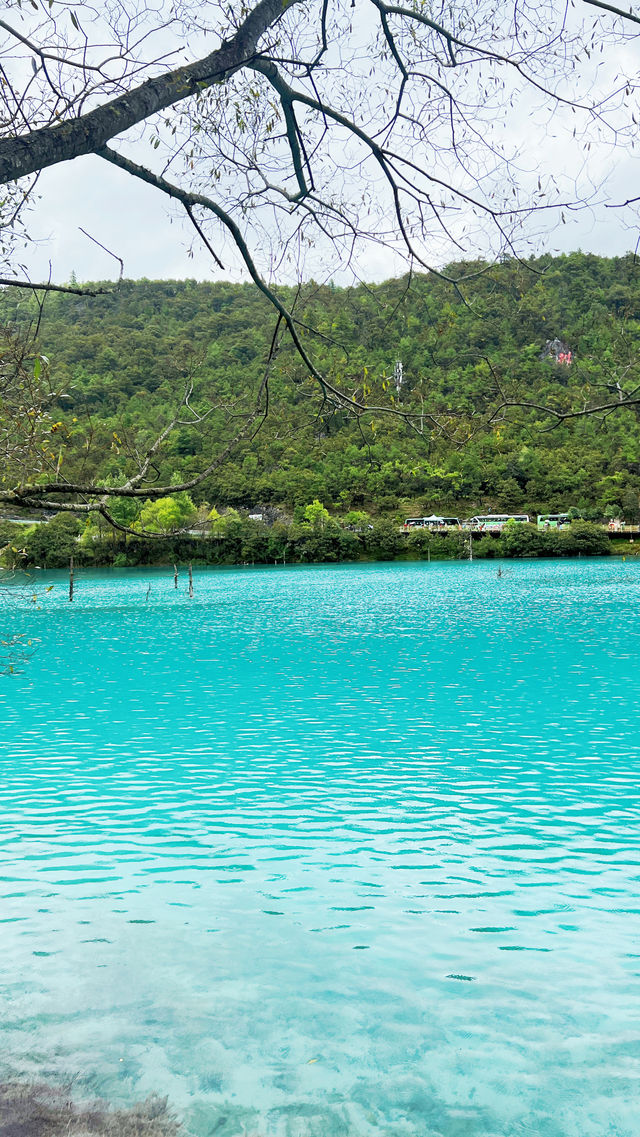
(1, 559, 640, 1136)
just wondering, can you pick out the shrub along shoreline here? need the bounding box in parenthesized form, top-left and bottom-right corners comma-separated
(0, 515, 617, 571)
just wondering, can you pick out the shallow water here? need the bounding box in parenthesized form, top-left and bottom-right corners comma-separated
(1, 559, 639, 1136)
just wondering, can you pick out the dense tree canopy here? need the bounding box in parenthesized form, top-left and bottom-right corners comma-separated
(1, 1, 640, 524)
(2, 253, 640, 533)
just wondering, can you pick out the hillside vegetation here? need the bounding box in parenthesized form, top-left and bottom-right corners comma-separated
(2, 252, 640, 540)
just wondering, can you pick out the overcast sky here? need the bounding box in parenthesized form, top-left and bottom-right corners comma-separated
(18, 148, 637, 289)
(10, 1, 640, 288)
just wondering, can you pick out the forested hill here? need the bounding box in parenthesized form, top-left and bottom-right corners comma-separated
(4, 250, 640, 522)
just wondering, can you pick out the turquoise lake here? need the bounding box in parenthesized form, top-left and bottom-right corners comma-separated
(1, 559, 639, 1136)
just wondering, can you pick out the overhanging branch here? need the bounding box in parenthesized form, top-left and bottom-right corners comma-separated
(0, 0, 300, 184)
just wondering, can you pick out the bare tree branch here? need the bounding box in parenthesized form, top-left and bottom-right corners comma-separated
(0, 0, 300, 183)
(582, 1, 640, 26)
(0, 278, 111, 296)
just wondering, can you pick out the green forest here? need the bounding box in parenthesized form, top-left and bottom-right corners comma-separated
(2, 251, 640, 566)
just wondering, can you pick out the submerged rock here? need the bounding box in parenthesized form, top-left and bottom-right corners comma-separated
(0, 1083, 179, 1137)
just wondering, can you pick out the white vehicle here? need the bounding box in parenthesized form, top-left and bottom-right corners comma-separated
(403, 515, 460, 531)
(537, 514, 570, 530)
(464, 514, 529, 531)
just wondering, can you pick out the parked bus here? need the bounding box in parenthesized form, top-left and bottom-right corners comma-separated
(464, 514, 529, 531)
(537, 514, 570, 530)
(403, 516, 461, 531)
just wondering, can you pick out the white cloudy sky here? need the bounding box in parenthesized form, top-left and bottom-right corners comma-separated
(19, 137, 638, 289)
(10, 1, 640, 287)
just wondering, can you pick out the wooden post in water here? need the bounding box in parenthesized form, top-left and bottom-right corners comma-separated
(69, 557, 74, 602)
(188, 563, 193, 598)
(173, 563, 178, 589)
